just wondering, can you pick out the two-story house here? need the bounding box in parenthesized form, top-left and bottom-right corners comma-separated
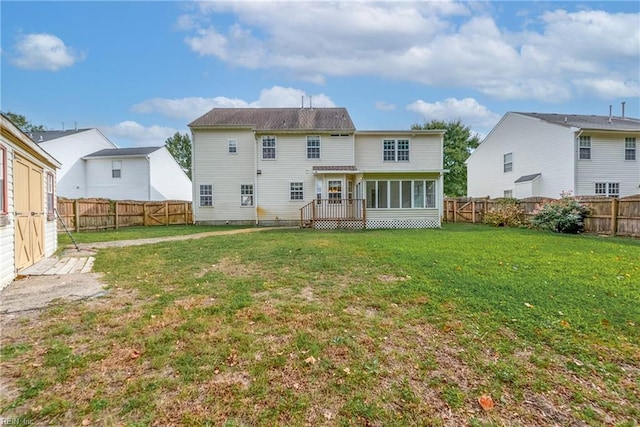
(466, 111, 640, 199)
(189, 107, 445, 228)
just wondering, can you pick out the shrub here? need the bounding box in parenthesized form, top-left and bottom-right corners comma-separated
(530, 195, 589, 234)
(483, 198, 525, 227)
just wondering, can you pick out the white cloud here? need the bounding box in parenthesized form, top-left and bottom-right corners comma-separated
(11, 33, 84, 71)
(180, 3, 639, 103)
(132, 86, 336, 120)
(101, 121, 178, 147)
(407, 97, 501, 129)
(375, 101, 396, 111)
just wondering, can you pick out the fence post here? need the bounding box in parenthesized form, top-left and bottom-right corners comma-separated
(143, 203, 148, 226)
(165, 202, 169, 226)
(611, 198, 619, 236)
(472, 200, 476, 223)
(115, 201, 119, 229)
(453, 199, 457, 223)
(74, 199, 80, 232)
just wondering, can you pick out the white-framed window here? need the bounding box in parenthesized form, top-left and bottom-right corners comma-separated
(595, 182, 619, 197)
(307, 135, 320, 159)
(262, 136, 276, 159)
(290, 182, 304, 200)
(199, 184, 213, 207)
(579, 136, 591, 160)
(47, 172, 55, 219)
(383, 139, 410, 162)
(366, 179, 436, 209)
(625, 137, 636, 160)
(328, 180, 342, 203)
(0, 145, 6, 214)
(503, 153, 513, 172)
(112, 160, 122, 178)
(228, 139, 237, 154)
(504, 189, 513, 198)
(240, 184, 253, 206)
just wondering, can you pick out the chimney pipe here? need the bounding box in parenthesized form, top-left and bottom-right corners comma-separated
(609, 105, 612, 123)
(301, 96, 304, 109)
(621, 101, 626, 119)
(310, 95, 313, 109)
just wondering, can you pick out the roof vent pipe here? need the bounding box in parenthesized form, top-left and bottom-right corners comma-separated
(622, 101, 626, 119)
(301, 96, 304, 109)
(309, 95, 313, 110)
(609, 105, 612, 123)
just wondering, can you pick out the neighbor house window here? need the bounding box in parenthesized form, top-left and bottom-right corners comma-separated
(240, 184, 253, 206)
(503, 153, 513, 172)
(579, 136, 591, 160)
(328, 180, 342, 203)
(112, 160, 122, 178)
(262, 136, 276, 159)
(504, 189, 513, 198)
(383, 139, 410, 162)
(625, 137, 636, 160)
(366, 180, 436, 209)
(290, 182, 304, 200)
(47, 173, 55, 219)
(0, 145, 6, 214)
(307, 136, 320, 159)
(595, 182, 619, 197)
(199, 184, 213, 207)
(228, 140, 237, 154)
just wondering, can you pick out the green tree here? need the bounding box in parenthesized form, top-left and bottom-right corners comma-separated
(412, 119, 480, 197)
(2, 111, 45, 132)
(165, 132, 192, 179)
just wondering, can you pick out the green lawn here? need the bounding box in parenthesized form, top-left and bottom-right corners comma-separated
(2, 224, 639, 426)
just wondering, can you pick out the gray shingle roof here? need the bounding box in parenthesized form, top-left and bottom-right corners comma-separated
(30, 129, 92, 143)
(84, 147, 162, 158)
(516, 112, 640, 131)
(514, 173, 541, 183)
(312, 166, 358, 171)
(189, 108, 356, 131)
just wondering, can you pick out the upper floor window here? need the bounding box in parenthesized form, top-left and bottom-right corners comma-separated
(383, 139, 410, 162)
(290, 182, 304, 200)
(240, 184, 253, 206)
(625, 137, 636, 160)
(262, 136, 276, 159)
(503, 153, 513, 172)
(199, 184, 213, 207)
(228, 139, 237, 154)
(579, 136, 591, 160)
(0, 145, 6, 214)
(307, 136, 320, 159)
(595, 182, 619, 197)
(47, 173, 55, 219)
(112, 160, 122, 178)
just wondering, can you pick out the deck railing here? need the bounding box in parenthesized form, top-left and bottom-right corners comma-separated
(300, 199, 366, 228)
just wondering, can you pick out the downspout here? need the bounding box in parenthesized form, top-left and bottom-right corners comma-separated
(254, 131, 259, 225)
(190, 130, 196, 224)
(146, 156, 151, 201)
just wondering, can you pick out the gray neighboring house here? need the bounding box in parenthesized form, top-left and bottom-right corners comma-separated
(467, 111, 640, 199)
(82, 147, 192, 201)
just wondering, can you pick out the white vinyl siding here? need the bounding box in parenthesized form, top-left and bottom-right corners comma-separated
(0, 145, 5, 214)
(356, 133, 441, 172)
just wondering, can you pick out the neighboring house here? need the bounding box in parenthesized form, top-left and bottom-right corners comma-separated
(31, 128, 117, 199)
(467, 111, 640, 199)
(31, 129, 192, 201)
(82, 147, 192, 201)
(1, 114, 61, 290)
(189, 107, 445, 228)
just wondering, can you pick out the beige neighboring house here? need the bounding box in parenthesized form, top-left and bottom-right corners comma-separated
(1, 114, 61, 290)
(189, 107, 445, 229)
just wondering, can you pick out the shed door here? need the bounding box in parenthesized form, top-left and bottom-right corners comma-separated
(14, 155, 44, 270)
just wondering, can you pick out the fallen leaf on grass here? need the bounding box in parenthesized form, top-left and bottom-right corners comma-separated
(304, 356, 317, 365)
(524, 303, 534, 308)
(478, 394, 495, 411)
(559, 320, 570, 328)
(130, 350, 141, 359)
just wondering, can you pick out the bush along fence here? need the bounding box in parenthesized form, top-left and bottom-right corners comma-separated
(443, 195, 640, 237)
(56, 198, 193, 232)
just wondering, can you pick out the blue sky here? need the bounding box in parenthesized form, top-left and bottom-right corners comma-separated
(2, 1, 639, 147)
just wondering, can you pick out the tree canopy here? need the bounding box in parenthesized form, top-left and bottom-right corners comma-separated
(165, 132, 192, 179)
(412, 119, 480, 197)
(2, 111, 45, 133)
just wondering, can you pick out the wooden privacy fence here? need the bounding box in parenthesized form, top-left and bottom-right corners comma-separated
(443, 195, 640, 237)
(56, 198, 193, 232)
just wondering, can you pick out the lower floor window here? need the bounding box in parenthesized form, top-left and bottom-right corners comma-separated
(366, 179, 436, 208)
(504, 189, 513, 198)
(290, 182, 304, 200)
(200, 184, 213, 207)
(595, 182, 619, 197)
(240, 184, 253, 206)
